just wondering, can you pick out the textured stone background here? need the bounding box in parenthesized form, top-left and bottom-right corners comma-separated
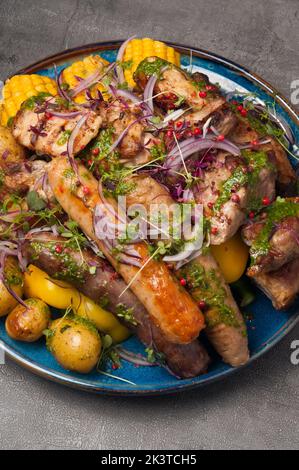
(0, 0, 298, 450)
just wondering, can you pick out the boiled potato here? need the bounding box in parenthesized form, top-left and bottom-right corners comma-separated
(0, 125, 26, 164)
(47, 315, 102, 374)
(5, 298, 50, 342)
(0, 257, 24, 317)
(211, 232, 249, 284)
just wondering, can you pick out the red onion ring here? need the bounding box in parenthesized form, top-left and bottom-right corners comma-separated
(54, 65, 73, 103)
(48, 110, 83, 119)
(117, 347, 157, 366)
(70, 61, 116, 97)
(116, 36, 136, 84)
(107, 114, 151, 155)
(67, 113, 89, 174)
(165, 137, 240, 173)
(143, 74, 158, 113)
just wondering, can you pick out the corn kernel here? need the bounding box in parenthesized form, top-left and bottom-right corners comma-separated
(0, 74, 57, 126)
(122, 37, 180, 88)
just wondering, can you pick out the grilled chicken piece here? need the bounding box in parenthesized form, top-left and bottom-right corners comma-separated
(229, 116, 297, 194)
(252, 258, 299, 310)
(242, 197, 299, 276)
(134, 57, 226, 124)
(22, 232, 210, 378)
(100, 99, 146, 159)
(194, 150, 276, 244)
(48, 157, 205, 345)
(12, 97, 103, 158)
(123, 173, 249, 366)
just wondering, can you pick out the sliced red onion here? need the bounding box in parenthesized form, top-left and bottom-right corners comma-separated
(116, 36, 136, 84)
(54, 65, 73, 103)
(107, 114, 150, 155)
(48, 110, 82, 119)
(98, 182, 127, 224)
(2, 149, 10, 160)
(0, 210, 22, 223)
(17, 241, 28, 272)
(25, 227, 53, 238)
(143, 74, 158, 113)
(202, 117, 213, 138)
(165, 137, 240, 172)
(118, 253, 142, 268)
(67, 113, 89, 174)
(122, 246, 142, 259)
(70, 61, 116, 98)
(163, 241, 201, 264)
(209, 125, 219, 136)
(117, 347, 157, 366)
(149, 108, 187, 130)
(109, 86, 140, 107)
(182, 188, 194, 202)
(93, 203, 142, 268)
(175, 248, 203, 270)
(0, 241, 18, 257)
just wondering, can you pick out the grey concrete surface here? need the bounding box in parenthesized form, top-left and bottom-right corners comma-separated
(0, 0, 298, 450)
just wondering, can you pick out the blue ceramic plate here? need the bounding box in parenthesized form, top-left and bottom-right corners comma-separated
(1, 41, 298, 395)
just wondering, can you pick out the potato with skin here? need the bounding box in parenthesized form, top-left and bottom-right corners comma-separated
(47, 315, 102, 374)
(5, 298, 50, 342)
(0, 125, 27, 164)
(0, 257, 24, 317)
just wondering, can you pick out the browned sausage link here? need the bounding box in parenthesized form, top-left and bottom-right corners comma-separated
(176, 253, 249, 367)
(23, 233, 210, 378)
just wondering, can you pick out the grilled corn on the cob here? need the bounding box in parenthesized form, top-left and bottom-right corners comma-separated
(0, 74, 57, 126)
(123, 38, 180, 88)
(62, 55, 109, 103)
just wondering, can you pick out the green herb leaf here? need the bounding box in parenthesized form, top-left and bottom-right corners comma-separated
(26, 191, 47, 211)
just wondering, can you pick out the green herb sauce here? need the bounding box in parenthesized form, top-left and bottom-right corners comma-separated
(214, 150, 271, 213)
(250, 198, 299, 264)
(135, 57, 169, 78)
(179, 260, 240, 329)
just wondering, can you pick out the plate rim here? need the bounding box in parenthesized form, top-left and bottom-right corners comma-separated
(2, 40, 299, 396)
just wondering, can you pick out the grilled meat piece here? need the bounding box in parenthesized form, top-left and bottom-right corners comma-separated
(229, 116, 297, 194)
(252, 257, 299, 310)
(194, 150, 276, 244)
(134, 57, 225, 123)
(242, 197, 299, 276)
(48, 156, 205, 345)
(12, 97, 103, 158)
(23, 232, 210, 378)
(208, 104, 238, 136)
(100, 99, 146, 159)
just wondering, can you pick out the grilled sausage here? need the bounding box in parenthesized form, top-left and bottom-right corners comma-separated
(23, 232, 210, 378)
(47, 156, 205, 345)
